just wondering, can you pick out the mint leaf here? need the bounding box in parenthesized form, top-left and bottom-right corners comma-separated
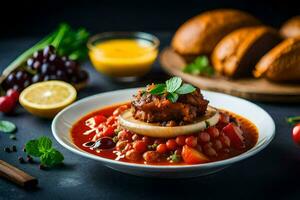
(176, 84, 196, 94)
(183, 55, 214, 76)
(0, 120, 17, 133)
(150, 84, 166, 95)
(26, 140, 43, 157)
(41, 149, 64, 167)
(25, 136, 64, 168)
(166, 77, 182, 93)
(38, 136, 52, 153)
(167, 92, 179, 103)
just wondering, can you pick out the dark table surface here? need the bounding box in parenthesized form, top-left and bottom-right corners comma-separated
(0, 33, 300, 200)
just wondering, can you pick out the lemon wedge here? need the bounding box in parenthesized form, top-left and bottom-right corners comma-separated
(119, 106, 220, 138)
(19, 81, 77, 118)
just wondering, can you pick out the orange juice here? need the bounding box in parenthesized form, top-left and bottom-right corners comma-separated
(89, 39, 158, 78)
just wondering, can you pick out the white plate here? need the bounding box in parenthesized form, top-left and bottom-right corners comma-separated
(52, 88, 275, 178)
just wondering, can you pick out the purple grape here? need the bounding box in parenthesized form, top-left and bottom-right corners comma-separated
(43, 45, 55, 58)
(5, 73, 16, 88)
(33, 51, 43, 62)
(27, 58, 34, 67)
(33, 61, 41, 70)
(32, 74, 43, 83)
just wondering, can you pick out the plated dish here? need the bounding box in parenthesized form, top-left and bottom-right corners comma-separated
(52, 78, 275, 177)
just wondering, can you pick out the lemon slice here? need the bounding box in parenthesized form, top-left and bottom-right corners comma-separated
(119, 106, 220, 138)
(19, 81, 77, 118)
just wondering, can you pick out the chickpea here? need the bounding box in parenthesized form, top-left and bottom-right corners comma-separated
(125, 149, 141, 161)
(143, 151, 160, 162)
(116, 141, 128, 151)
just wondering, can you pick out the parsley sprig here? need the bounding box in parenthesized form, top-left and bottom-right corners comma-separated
(25, 136, 64, 168)
(183, 55, 214, 76)
(149, 77, 196, 103)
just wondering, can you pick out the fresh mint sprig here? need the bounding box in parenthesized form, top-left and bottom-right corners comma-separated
(149, 77, 196, 103)
(25, 136, 64, 168)
(183, 55, 214, 76)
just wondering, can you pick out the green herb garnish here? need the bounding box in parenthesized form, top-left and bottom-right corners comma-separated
(149, 77, 196, 103)
(1, 23, 89, 81)
(168, 153, 181, 163)
(183, 55, 214, 76)
(287, 116, 300, 125)
(0, 120, 17, 133)
(25, 136, 64, 167)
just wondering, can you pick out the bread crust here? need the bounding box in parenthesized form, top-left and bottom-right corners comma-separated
(211, 26, 281, 78)
(254, 37, 300, 82)
(280, 16, 300, 38)
(171, 9, 261, 56)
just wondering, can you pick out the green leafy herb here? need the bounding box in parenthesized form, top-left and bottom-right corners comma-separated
(287, 116, 300, 125)
(183, 55, 214, 76)
(166, 77, 182, 93)
(168, 153, 181, 163)
(1, 23, 89, 82)
(149, 84, 166, 95)
(176, 83, 196, 95)
(0, 120, 17, 133)
(167, 92, 179, 103)
(25, 136, 64, 167)
(149, 77, 196, 102)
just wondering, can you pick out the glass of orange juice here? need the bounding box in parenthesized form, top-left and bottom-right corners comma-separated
(87, 32, 159, 81)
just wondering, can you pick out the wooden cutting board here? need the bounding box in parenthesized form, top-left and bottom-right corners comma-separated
(160, 47, 300, 102)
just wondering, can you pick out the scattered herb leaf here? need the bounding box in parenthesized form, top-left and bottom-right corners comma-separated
(25, 136, 64, 167)
(9, 134, 16, 140)
(183, 55, 214, 76)
(0, 120, 17, 133)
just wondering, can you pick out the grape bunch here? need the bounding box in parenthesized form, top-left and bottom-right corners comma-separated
(2, 45, 89, 92)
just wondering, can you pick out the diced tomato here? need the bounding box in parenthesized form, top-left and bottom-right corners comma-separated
(181, 145, 209, 164)
(102, 126, 115, 137)
(106, 116, 117, 126)
(222, 123, 245, 149)
(93, 115, 107, 125)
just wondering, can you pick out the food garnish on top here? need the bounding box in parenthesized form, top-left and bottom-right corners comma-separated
(131, 77, 208, 126)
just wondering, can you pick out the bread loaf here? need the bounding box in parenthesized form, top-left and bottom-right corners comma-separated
(280, 16, 300, 38)
(171, 9, 261, 56)
(211, 26, 281, 78)
(254, 37, 300, 82)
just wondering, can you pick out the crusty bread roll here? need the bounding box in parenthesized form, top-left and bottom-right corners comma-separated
(211, 26, 281, 78)
(280, 16, 300, 38)
(254, 37, 300, 82)
(171, 9, 261, 56)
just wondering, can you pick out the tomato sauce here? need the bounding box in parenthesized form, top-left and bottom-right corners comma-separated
(70, 103, 258, 165)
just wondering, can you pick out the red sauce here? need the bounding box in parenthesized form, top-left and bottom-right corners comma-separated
(71, 103, 258, 165)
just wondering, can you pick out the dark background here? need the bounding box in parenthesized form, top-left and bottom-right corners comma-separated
(0, 0, 299, 38)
